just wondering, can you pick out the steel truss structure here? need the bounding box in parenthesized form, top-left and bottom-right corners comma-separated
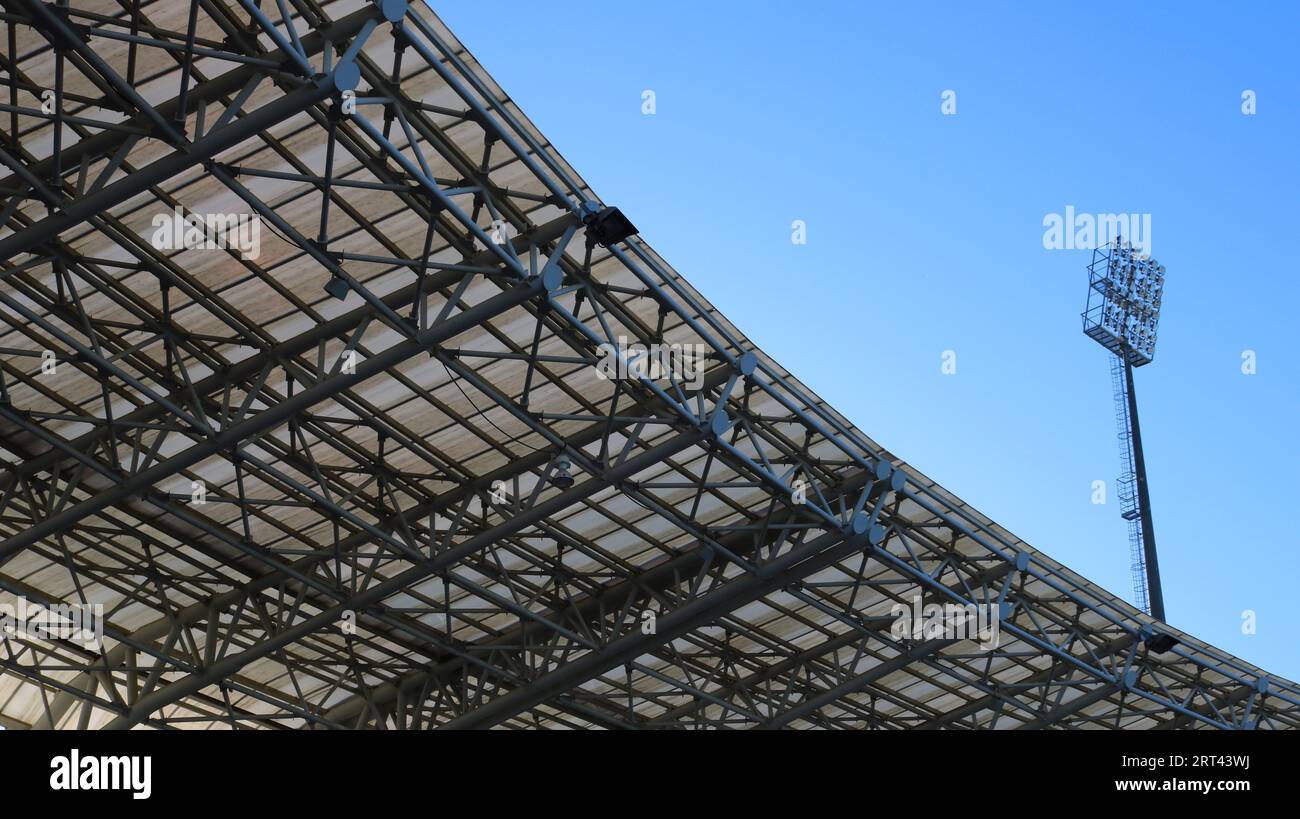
(0, 0, 1294, 730)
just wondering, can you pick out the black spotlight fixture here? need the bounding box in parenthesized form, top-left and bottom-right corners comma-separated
(323, 275, 349, 301)
(1146, 632, 1181, 654)
(580, 201, 638, 248)
(550, 455, 574, 489)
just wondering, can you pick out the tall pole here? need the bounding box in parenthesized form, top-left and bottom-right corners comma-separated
(1122, 357, 1165, 621)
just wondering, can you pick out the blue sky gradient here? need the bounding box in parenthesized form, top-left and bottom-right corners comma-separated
(431, 1, 1299, 679)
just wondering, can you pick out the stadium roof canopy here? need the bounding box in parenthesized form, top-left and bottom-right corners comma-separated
(0, 0, 1294, 730)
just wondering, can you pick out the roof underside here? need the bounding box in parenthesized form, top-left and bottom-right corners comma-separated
(0, 0, 1293, 730)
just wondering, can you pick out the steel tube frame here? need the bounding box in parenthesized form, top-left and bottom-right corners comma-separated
(102, 426, 706, 728)
(0, 0, 1292, 731)
(0, 278, 546, 563)
(439, 488, 895, 729)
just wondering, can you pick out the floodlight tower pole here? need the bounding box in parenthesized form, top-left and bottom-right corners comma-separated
(1121, 355, 1165, 622)
(1082, 237, 1168, 621)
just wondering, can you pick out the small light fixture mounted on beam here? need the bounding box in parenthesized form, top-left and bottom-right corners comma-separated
(1141, 625, 1181, 654)
(580, 201, 638, 248)
(1146, 631, 1181, 654)
(324, 275, 349, 301)
(549, 454, 575, 489)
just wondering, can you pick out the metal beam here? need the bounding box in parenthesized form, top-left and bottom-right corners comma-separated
(1016, 672, 1134, 730)
(26, 335, 728, 729)
(324, 463, 883, 725)
(101, 424, 707, 728)
(676, 560, 1019, 729)
(438, 492, 896, 730)
(0, 277, 547, 564)
(0, 5, 377, 196)
(0, 2, 353, 261)
(917, 636, 1139, 729)
(761, 638, 952, 730)
(1, 212, 577, 490)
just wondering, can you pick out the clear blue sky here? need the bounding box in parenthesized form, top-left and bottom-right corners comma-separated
(430, 1, 1299, 680)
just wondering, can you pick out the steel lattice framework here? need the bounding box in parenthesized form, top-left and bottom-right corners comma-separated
(0, 0, 1294, 730)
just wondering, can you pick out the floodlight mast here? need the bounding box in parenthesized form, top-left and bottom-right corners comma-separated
(1121, 348, 1165, 621)
(1081, 237, 1167, 621)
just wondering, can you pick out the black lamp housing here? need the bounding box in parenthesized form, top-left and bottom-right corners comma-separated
(583, 205, 638, 248)
(323, 275, 349, 301)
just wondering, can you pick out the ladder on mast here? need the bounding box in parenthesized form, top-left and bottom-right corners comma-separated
(1110, 354, 1150, 613)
